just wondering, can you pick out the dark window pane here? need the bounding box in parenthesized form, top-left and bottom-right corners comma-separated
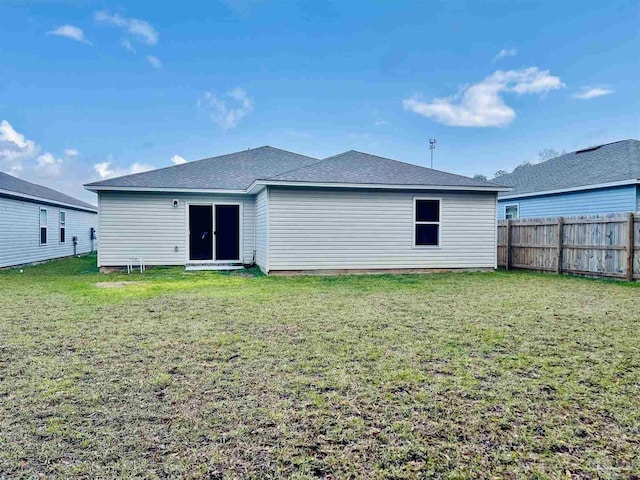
(40, 227, 47, 244)
(215, 205, 240, 261)
(60, 228, 66, 243)
(189, 205, 213, 261)
(416, 200, 439, 222)
(416, 224, 439, 246)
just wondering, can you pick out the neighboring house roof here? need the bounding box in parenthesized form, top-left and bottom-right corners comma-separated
(497, 139, 640, 198)
(0, 171, 97, 212)
(85, 145, 506, 192)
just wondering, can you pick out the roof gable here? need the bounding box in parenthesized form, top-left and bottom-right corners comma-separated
(0, 171, 96, 211)
(496, 139, 640, 197)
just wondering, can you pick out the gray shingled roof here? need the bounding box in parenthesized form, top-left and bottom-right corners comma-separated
(270, 150, 504, 188)
(497, 139, 640, 197)
(85, 146, 504, 191)
(0, 171, 96, 211)
(85, 146, 320, 190)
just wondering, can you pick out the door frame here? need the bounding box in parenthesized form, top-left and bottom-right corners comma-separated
(185, 201, 243, 264)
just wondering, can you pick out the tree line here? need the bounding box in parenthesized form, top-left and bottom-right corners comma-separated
(473, 148, 567, 181)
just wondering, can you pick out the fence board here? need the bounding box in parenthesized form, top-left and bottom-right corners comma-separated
(497, 212, 638, 281)
(635, 218, 640, 278)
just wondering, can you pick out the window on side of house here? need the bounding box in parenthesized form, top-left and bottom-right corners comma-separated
(59, 211, 66, 243)
(505, 204, 519, 220)
(414, 198, 440, 246)
(40, 208, 48, 245)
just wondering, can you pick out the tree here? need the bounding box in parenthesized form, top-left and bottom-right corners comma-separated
(514, 161, 532, 171)
(537, 148, 567, 162)
(494, 170, 508, 178)
(473, 174, 488, 181)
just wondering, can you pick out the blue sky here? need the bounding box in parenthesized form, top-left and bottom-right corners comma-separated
(1, 0, 638, 203)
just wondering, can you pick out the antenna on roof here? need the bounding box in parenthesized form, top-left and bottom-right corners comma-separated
(429, 138, 437, 169)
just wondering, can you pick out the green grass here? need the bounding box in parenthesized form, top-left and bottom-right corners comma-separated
(1, 255, 639, 479)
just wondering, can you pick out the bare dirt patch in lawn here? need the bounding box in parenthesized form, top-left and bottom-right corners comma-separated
(95, 281, 143, 288)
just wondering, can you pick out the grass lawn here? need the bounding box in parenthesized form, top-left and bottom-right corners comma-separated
(0, 255, 639, 479)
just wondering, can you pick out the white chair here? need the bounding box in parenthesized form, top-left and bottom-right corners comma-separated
(127, 258, 145, 274)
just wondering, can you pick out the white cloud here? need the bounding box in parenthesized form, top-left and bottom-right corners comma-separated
(197, 87, 254, 129)
(171, 155, 187, 165)
(35, 152, 63, 178)
(146, 55, 162, 69)
(572, 86, 614, 100)
(493, 47, 517, 62)
(403, 67, 564, 127)
(0, 120, 98, 203)
(0, 120, 40, 174)
(47, 25, 92, 45)
(94, 10, 158, 46)
(374, 120, 389, 126)
(0, 121, 34, 150)
(122, 39, 136, 53)
(1, 120, 66, 179)
(93, 162, 113, 179)
(93, 160, 154, 180)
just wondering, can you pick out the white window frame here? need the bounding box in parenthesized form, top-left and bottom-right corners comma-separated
(39, 208, 48, 245)
(59, 210, 66, 244)
(505, 203, 519, 220)
(413, 197, 441, 248)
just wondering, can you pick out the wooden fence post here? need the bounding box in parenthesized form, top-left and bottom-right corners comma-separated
(626, 212, 635, 282)
(556, 217, 564, 275)
(505, 219, 512, 270)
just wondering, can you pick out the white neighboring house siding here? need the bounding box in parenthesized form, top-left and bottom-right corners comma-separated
(266, 187, 498, 271)
(0, 195, 96, 268)
(97, 191, 255, 267)
(254, 188, 269, 273)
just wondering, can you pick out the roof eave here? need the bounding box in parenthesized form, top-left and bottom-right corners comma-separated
(85, 185, 248, 194)
(85, 181, 511, 195)
(247, 179, 511, 193)
(0, 188, 97, 213)
(498, 178, 640, 200)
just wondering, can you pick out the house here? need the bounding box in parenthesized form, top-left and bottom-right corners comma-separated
(85, 146, 508, 274)
(497, 139, 640, 220)
(0, 171, 97, 268)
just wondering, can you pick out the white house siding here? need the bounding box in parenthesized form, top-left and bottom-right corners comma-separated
(267, 187, 498, 271)
(0, 195, 96, 268)
(97, 191, 255, 267)
(254, 188, 269, 273)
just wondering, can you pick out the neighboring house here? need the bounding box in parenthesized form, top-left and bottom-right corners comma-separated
(497, 139, 640, 220)
(0, 171, 97, 268)
(85, 146, 508, 275)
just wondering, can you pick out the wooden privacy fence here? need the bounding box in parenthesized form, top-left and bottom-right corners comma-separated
(497, 212, 640, 281)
